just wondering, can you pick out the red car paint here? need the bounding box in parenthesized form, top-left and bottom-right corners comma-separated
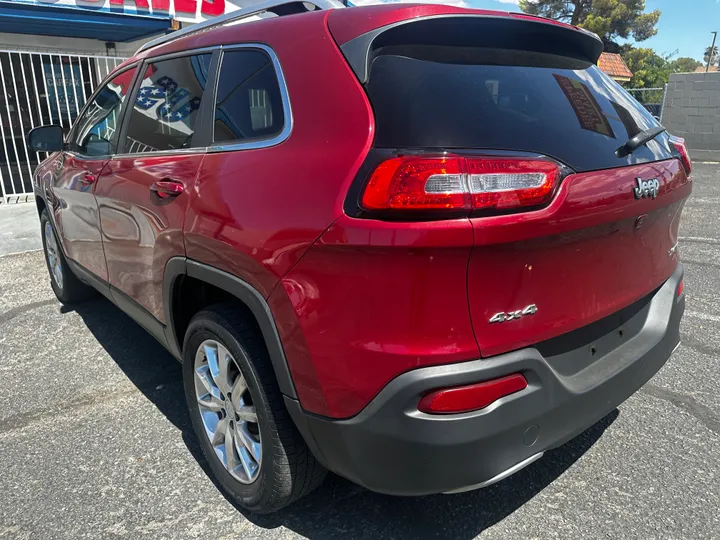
(467, 160, 690, 357)
(327, 4, 485, 45)
(34, 4, 691, 423)
(274, 161, 689, 418)
(50, 153, 110, 282)
(97, 153, 203, 322)
(183, 12, 374, 299)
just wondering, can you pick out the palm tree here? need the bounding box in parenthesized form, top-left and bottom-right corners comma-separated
(704, 45, 719, 66)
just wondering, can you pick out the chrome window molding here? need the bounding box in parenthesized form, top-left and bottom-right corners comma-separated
(67, 44, 292, 159)
(208, 43, 293, 154)
(111, 147, 210, 160)
(66, 151, 113, 160)
(142, 46, 220, 65)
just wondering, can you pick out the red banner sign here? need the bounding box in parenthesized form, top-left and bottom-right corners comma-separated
(102, 0, 224, 15)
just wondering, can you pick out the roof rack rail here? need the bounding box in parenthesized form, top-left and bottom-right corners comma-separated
(138, 0, 345, 54)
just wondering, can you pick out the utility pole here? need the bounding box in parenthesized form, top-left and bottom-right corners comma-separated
(707, 31, 718, 72)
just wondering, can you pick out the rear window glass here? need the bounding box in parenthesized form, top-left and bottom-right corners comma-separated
(213, 49, 285, 145)
(366, 48, 673, 172)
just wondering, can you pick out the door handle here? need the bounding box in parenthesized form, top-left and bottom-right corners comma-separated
(150, 179, 185, 199)
(81, 172, 96, 184)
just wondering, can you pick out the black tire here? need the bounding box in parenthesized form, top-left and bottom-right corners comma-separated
(182, 303, 326, 513)
(40, 209, 95, 304)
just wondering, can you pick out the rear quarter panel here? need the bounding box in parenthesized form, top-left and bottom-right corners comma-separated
(184, 12, 374, 298)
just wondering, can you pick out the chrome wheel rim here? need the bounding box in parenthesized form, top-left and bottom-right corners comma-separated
(44, 222, 63, 289)
(194, 339, 262, 484)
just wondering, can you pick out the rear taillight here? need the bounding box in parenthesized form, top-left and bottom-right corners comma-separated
(361, 156, 469, 210)
(677, 279, 685, 297)
(467, 159, 559, 211)
(417, 374, 528, 414)
(360, 156, 560, 214)
(669, 135, 692, 175)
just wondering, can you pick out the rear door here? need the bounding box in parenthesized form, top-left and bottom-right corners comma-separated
(94, 51, 215, 323)
(353, 16, 692, 356)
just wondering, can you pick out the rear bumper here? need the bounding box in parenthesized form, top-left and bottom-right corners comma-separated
(286, 265, 684, 496)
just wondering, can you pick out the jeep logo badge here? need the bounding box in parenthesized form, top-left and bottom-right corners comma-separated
(633, 177, 660, 200)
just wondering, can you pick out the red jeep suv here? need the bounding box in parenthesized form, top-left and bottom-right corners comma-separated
(29, 1, 691, 513)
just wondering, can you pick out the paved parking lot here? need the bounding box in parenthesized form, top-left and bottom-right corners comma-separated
(1, 164, 720, 539)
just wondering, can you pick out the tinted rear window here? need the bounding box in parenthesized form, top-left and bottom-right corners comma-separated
(366, 48, 673, 172)
(213, 49, 285, 145)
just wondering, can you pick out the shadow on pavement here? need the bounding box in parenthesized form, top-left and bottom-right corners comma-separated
(66, 295, 618, 540)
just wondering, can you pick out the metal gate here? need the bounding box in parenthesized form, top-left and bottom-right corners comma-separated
(0, 50, 128, 204)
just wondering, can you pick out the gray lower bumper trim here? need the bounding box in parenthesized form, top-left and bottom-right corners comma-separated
(443, 452, 545, 494)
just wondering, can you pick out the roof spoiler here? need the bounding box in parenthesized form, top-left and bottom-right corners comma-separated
(138, 0, 345, 54)
(337, 14, 604, 84)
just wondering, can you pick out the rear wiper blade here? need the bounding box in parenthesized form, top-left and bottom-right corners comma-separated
(616, 126, 667, 157)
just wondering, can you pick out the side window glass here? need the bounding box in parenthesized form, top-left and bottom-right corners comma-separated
(213, 49, 285, 145)
(70, 67, 137, 156)
(123, 53, 212, 153)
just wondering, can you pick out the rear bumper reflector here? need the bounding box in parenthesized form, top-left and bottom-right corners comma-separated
(417, 373, 528, 414)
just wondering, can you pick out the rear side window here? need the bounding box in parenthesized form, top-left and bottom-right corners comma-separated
(212, 49, 285, 145)
(366, 47, 673, 172)
(123, 53, 212, 153)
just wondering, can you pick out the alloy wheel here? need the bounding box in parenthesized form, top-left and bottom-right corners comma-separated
(194, 339, 262, 484)
(44, 222, 63, 289)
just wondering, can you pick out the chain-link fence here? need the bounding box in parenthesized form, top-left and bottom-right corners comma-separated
(625, 87, 666, 119)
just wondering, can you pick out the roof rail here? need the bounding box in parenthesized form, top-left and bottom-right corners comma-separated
(137, 0, 345, 54)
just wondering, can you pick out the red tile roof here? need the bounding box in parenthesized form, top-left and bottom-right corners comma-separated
(695, 65, 719, 72)
(598, 52, 633, 81)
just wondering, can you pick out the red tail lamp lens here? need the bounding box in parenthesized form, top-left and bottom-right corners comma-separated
(361, 156, 560, 214)
(677, 279, 685, 297)
(418, 374, 528, 414)
(669, 135, 692, 175)
(361, 156, 469, 210)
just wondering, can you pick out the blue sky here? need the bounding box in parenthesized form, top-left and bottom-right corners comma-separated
(355, 0, 717, 62)
(468, 0, 718, 61)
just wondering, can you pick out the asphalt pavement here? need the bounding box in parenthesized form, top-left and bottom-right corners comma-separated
(1, 164, 719, 539)
(0, 201, 42, 257)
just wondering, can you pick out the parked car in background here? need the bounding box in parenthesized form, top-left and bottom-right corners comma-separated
(29, 0, 692, 513)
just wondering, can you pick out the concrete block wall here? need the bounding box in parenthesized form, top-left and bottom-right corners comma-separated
(661, 72, 720, 161)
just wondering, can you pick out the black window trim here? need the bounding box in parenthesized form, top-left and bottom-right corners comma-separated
(208, 43, 293, 153)
(115, 46, 221, 158)
(65, 61, 142, 160)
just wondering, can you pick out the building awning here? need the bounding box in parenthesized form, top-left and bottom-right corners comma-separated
(0, 1, 171, 42)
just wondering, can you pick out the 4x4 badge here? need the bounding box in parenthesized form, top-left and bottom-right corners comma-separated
(489, 304, 538, 324)
(633, 177, 660, 200)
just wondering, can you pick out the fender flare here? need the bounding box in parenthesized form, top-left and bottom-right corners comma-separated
(163, 257, 297, 399)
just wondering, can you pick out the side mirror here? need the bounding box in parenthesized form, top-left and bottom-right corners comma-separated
(28, 125, 64, 152)
(96, 87, 120, 109)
